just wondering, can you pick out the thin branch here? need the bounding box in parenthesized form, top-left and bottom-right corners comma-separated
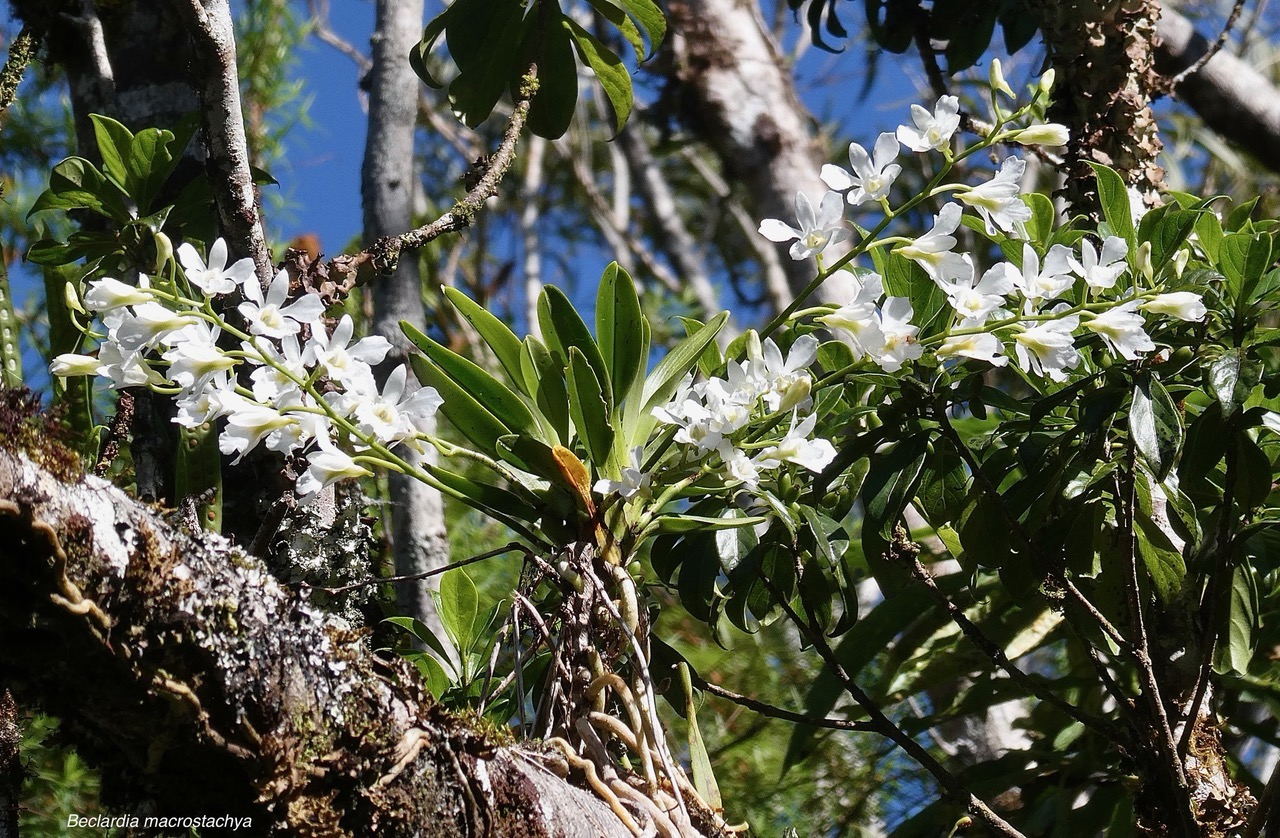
(757, 574, 1026, 838)
(1243, 754, 1280, 838)
(305, 0, 371, 74)
(687, 674, 874, 733)
(174, 0, 274, 285)
(356, 67, 538, 278)
(903, 554, 1117, 737)
(1164, 0, 1249, 95)
(299, 542, 527, 594)
(1118, 444, 1197, 835)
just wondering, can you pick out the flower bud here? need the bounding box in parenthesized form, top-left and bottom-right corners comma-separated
(744, 329, 762, 363)
(1037, 69, 1056, 97)
(1136, 241, 1154, 284)
(63, 282, 87, 315)
(154, 231, 174, 273)
(989, 59, 1015, 99)
(50, 353, 100, 378)
(1011, 124, 1070, 147)
(1172, 247, 1190, 279)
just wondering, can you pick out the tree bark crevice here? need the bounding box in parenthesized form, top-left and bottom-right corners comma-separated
(0, 443, 634, 836)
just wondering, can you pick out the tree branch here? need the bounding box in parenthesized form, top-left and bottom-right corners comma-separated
(174, 0, 274, 285)
(0, 444, 636, 836)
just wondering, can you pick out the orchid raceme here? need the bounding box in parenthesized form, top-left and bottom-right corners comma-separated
(822, 132, 902, 207)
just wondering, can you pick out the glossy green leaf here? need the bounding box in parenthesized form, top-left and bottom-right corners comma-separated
(566, 347, 615, 465)
(409, 353, 509, 455)
(862, 433, 930, 540)
(649, 514, 768, 535)
(544, 285, 611, 409)
(1214, 562, 1259, 676)
(89, 114, 134, 193)
(438, 568, 480, 652)
(639, 311, 729, 418)
(442, 287, 526, 391)
(585, 0, 647, 59)
(521, 336, 570, 444)
(386, 616, 457, 678)
(564, 18, 632, 134)
(426, 464, 542, 527)
(596, 262, 645, 405)
(1131, 373, 1183, 481)
(401, 321, 544, 442)
(524, 10, 579, 140)
(409, 8, 453, 88)
(29, 157, 131, 222)
(679, 662, 721, 810)
(1134, 469, 1186, 603)
(1208, 352, 1244, 417)
(404, 651, 453, 699)
(449, 0, 526, 129)
(1089, 163, 1135, 244)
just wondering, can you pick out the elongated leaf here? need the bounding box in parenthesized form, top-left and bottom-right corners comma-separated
(409, 7, 453, 88)
(1131, 373, 1183, 481)
(521, 336, 570, 443)
(565, 18, 632, 133)
(409, 354, 508, 455)
(595, 262, 645, 405)
(585, 0, 647, 59)
(680, 663, 721, 809)
(566, 347, 615, 465)
(1089, 163, 1135, 243)
(386, 617, 457, 679)
(524, 10, 578, 140)
(650, 514, 768, 534)
(1215, 562, 1260, 676)
(402, 321, 544, 442)
(443, 287, 526, 390)
(614, 0, 666, 56)
(544, 285, 611, 408)
(863, 433, 930, 540)
(640, 311, 729, 414)
(426, 464, 542, 526)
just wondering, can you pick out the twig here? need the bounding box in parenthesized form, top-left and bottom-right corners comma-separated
(1118, 445, 1197, 835)
(757, 574, 1026, 838)
(1243, 754, 1280, 838)
(298, 542, 526, 594)
(174, 0, 274, 285)
(690, 675, 874, 732)
(1165, 0, 1249, 95)
(369, 67, 539, 272)
(903, 554, 1117, 736)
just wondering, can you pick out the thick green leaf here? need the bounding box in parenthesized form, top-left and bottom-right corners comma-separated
(426, 464, 542, 526)
(639, 311, 729, 417)
(649, 514, 768, 534)
(679, 663, 721, 810)
(564, 18, 632, 133)
(1131, 373, 1183, 480)
(449, 0, 526, 129)
(443, 287, 526, 391)
(438, 568, 480, 652)
(409, 8, 453, 88)
(29, 157, 131, 222)
(521, 336, 570, 443)
(595, 262, 645, 405)
(1208, 352, 1244, 417)
(862, 433, 930, 540)
(409, 354, 509, 455)
(386, 616, 457, 678)
(404, 651, 453, 699)
(544, 285, 611, 409)
(1214, 562, 1259, 675)
(585, 0, 647, 59)
(1134, 469, 1187, 603)
(1022, 192, 1056, 245)
(1089, 163, 1135, 244)
(613, 0, 666, 58)
(90, 114, 135, 193)
(524, 10, 578, 140)
(566, 347, 615, 465)
(401, 321, 544, 442)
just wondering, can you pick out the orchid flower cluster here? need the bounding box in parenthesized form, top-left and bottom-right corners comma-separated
(642, 333, 837, 493)
(758, 62, 1208, 384)
(51, 239, 442, 502)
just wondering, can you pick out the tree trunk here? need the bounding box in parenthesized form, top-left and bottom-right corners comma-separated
(1026, 0, 1166, 210)
(361, 0, 451, 644)
(0, 689, 17, 838)
(1154, 6, 1280, 176)
(665, 0, 855, 310)
(0, 440, 635, 836)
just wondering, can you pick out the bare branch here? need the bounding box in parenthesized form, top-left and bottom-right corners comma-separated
(1165, 0, 1248, 93)
(174, 0, 274, 285)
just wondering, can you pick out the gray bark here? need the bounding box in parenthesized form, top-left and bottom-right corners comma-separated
(1155, 7, 1280, 176)
(0, 690, 16, 838)
(666, 0, 855, 310)
(0, 444, 634, 836)
(361, 0, 451, 645)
